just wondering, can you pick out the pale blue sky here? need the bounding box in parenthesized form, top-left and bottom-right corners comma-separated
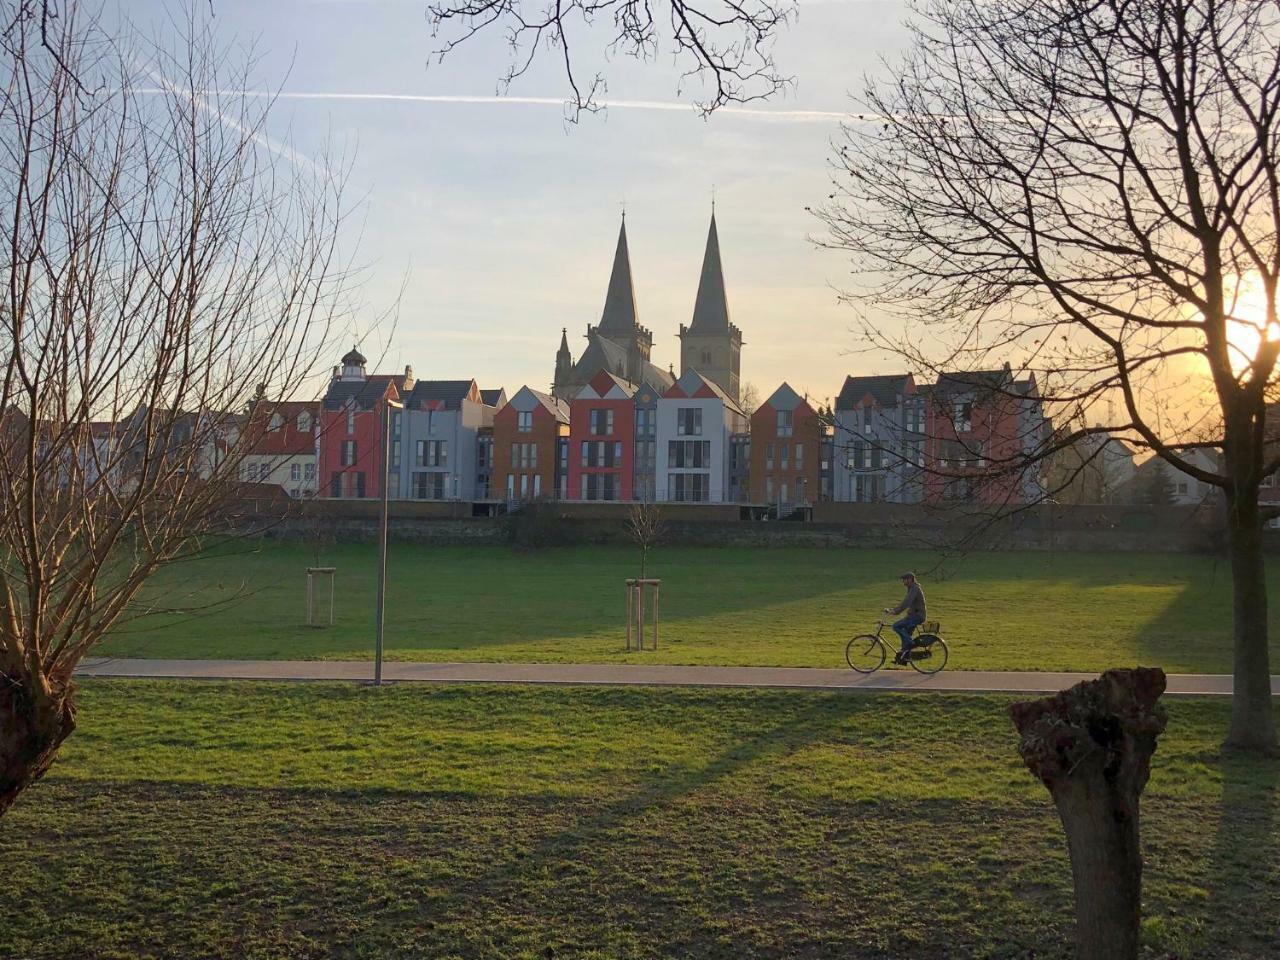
(133, 0, 914, 403)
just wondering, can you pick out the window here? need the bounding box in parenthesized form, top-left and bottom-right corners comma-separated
(855, 474, 884, 503)
(777, 410, 794, 437)
(512, 443, 537, 469)
(346, 401, 356, 435)
(905, 400, 924, 434)
(861, 406, 873, 432)
(269, 413, 283, 432)
(413, 472, 446, 499)
(417, 440, 447, 467)
(765, 476, 774, 501)
(589, 409, 613, 436)
(304, 463, 316, 480)
(1176, 481, 1189, 496)
(341, 440, 357, 466)
(391, 441, 401, 469)
(506, 474, 514, 498)
(700, 350, 712, 366)
(290, 463, 301, 481)
(953, 400, 973, 432)
(517, 410, 533, 433)
(870, 445, 881, 470)
(298, 411, 312, 434)
(852, 442, 866, 470)
(796, 444, 804, 469)
(677, 407, 702, 437)
(330, 472, 341, 498)
(765, 443, 775, 470)
(635, 408, 656, 437)
(780, 444, 789, 470)
(672, 473, 709, 502)
(392, 411, 401, 437)
(667, 440, 710, 469)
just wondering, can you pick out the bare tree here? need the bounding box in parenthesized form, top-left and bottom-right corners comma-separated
(628, 498, 665, 579)
(820, 0, 1280, 754)
(426, 0, 794, 117)
(0, 5, 352, 815)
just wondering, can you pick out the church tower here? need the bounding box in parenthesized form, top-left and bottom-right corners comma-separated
(593, 215, 653, 383)
(553, 328, 574, 399)
(679, 211, 743, 403)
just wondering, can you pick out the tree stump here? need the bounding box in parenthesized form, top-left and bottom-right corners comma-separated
(1010, 667, 1167, 960)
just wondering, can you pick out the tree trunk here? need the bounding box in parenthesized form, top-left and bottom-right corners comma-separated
(1011, 668, 1168, 960)
(1224, 491, 1278, 754)
(0, 674, 76, 817)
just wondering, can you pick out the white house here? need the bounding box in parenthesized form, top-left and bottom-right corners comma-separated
(655, 369, 748, 502)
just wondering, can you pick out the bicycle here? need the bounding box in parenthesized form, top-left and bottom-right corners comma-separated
(845, 619, 950, 675)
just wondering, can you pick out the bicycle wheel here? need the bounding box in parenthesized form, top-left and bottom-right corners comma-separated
(909, 635, 949, 675)
(846, 634, 887, 674)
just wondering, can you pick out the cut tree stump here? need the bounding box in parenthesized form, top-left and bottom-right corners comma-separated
(1011, 667, 1168, 960)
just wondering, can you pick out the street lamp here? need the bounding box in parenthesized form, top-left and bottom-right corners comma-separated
(375, 396, 403, 686)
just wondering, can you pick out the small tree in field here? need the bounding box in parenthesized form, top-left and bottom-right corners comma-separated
(0, 5, 350, 816)
(821, 0, 1280, 755)
(628, 500, 666, 580)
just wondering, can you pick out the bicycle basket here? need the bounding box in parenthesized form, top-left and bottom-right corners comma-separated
(922, 621, 941, 635)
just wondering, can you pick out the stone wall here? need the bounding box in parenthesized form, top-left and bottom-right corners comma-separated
(234, 496, 1255, 553)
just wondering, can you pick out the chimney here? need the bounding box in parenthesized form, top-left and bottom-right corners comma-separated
(332, 365, 340, 381)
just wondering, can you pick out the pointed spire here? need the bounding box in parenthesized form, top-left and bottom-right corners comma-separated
(689, 212, 730, 333)
(598, 217, 640, 336)
(557, 327, 571, 357)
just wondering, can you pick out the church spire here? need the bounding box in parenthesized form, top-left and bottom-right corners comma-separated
(598, 217, 640, 336)
(689, 211, 730, 332)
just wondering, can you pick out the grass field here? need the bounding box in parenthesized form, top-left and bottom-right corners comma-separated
(3, 680, 1276, 959)
(96, 541, 1277, 673)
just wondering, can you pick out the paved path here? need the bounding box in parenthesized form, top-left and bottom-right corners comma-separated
(76, 658, 1279, 696)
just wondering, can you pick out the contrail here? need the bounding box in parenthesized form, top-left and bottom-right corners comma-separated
(131, 88, 849, 123)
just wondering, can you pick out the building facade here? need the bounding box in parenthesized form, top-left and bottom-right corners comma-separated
(492, 386, 570, 502)
(318, 347, 413, 499)
(567, 370, 637, 501)
(243, 400, 319, 498)
(923, 364, 1047, 505)
(655, 370, 749, 502)
(394, 379, 502, 501)
(832, 373, 922, 503)
(750, 383, 828, 507)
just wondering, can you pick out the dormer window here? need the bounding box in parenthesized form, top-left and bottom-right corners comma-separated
(297, 411, 312, 434)
(268, 413, 283, 432)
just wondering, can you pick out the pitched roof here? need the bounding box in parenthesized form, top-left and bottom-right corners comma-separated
(321, 373, 402, 409)
(688, 212, 730, 333)
(598, 218, 640, 336)
(835, 373, 914, 409)
(406, 379, 477, 409)
(932, 364, 1014, 399)
(760, 382, 809, 414)
(665, 369, 746, 416)
(580, 369, 638, 401)
(509, 385, 570, 424)
(576, 334, 630, 380)
(480, 388, 507, 408)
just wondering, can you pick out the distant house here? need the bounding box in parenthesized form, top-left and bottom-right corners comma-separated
(317, 347, 413, 499)
(750, 383, 829, 507)
(1044, 434, 1137, 504)
(568, 369, 638, 501)
(242, 399, 320, 499)
(924, 363, 1047, 505)
(492, 386, 570, 502)
(655, 369, 749, 502)
(1121, 449, 1220, 506)
(396, 379, 498, 501)
(832, 373, 921, 503)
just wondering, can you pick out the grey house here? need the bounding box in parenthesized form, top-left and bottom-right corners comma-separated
(393, 380, 501, 500)
(832, 373, 924, 503)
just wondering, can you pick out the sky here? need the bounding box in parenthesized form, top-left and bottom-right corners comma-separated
(127, 0, 916, 404)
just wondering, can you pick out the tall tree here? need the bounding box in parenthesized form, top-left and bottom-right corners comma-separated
(0, 4, 351, 815)
(819, 0, 1280, 755)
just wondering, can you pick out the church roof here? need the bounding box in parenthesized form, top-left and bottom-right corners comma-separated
(598, 219, 640, 336)
(688, 213, 731, 333)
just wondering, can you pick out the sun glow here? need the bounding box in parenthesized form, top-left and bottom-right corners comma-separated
(1225, 271, 1280, 376)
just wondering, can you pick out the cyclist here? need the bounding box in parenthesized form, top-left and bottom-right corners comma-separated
(883, 572, 926, 665)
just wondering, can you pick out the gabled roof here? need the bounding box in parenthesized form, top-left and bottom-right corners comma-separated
(688, 213, 730, 333)
(759, 382, 809, 415)
(598, 219, 640, 336)
(664, 369, 746, 416)
(480, 388, 507, 409)
(508, 385, 570, 424)
(321, 374, 402, 410)
(576, 332, 630, 380)
(835, 373, 914, 409)
(406, 379, 478, 410)
(932, 364, 1014, 400)
(578, 369, 637, 401)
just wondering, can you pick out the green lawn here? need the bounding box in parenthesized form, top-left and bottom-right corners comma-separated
(96, 541, 1274, 673)
(4, 681, 1276, 959)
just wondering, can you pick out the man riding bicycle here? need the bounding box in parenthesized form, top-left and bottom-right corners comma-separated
(884, 572, 926, 665)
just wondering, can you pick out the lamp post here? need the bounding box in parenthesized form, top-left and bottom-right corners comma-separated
(375, 397, 403, 686)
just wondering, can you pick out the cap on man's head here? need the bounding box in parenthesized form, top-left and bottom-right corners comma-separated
(900, 572, 915, 581)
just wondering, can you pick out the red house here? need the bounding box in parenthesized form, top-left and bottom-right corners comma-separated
(923, 363, 1046, 505)
(492, 386, 570, 501)
(318, 347, 414, 499)
(567, 369, 637, 501)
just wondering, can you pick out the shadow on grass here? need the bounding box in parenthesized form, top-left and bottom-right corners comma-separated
(1201, 751, 1280, 955)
